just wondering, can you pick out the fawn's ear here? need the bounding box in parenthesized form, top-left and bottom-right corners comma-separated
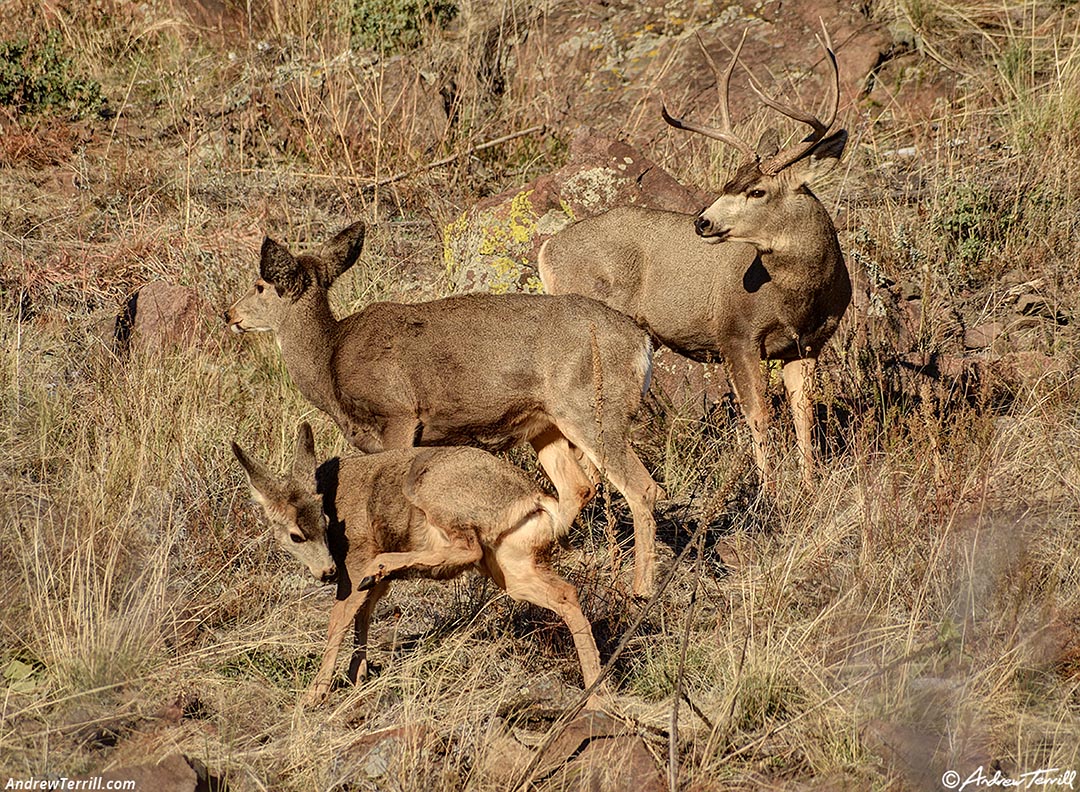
(259, 236, 310, 299)
(291, 422, 317, 484)
(232, 441, 281, 510)
(315, 221, 366, 287)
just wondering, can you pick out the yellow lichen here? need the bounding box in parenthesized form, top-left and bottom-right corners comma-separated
(442, 189, 573, 294)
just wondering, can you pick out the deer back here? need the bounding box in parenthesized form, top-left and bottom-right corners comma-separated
(328, 292, 651, 451)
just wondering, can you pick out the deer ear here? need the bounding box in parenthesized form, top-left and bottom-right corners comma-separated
(291, 422, 317, 483)
(790, 130, 848, 185)
(316, 221, 366, 287)
(260, 236, 310, 299)
(755, 128, 781, 160)
(232, 441, 281, 510)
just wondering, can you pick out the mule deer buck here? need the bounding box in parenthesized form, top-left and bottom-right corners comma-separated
(224, 222, 664, 596)
(539, 28, 851, 485)
(232, 423, 604, 707)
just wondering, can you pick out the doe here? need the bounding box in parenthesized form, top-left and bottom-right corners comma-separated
(225, 222, 664, 596)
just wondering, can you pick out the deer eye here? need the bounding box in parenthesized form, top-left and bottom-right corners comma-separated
(747, 189, 766, 199)
(289, 531, 305, 544)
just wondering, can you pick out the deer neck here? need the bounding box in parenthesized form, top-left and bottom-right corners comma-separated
(758, 202, 842, 287)
(276, 293, 341, 417)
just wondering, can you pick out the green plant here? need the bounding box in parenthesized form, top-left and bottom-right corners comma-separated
(350, 0, 457, 53)
(0, 30, 107, 119)
(932, 182, 1016, 287)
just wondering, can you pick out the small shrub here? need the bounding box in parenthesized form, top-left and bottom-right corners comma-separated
(0, 31, 107, 119)
(932, 182, 1016, 287)
(350, 0, 458, 53)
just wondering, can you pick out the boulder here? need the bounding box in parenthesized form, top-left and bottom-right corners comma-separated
(534, 710, 665, 792)
(501, 0, 891, 141)
(444, 128, 709, 293)
(117, 280, 202, 354)
(82, 753, 219, 792)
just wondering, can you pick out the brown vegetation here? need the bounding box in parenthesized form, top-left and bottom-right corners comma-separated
(1, 0, 1078, 789)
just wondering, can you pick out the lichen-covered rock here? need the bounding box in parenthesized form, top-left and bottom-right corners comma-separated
(444, 128, 708, 293)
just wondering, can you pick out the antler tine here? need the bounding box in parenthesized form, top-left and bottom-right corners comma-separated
(756, 21, 841, 175)
(661, 29, 756, 160)
(696, 28, 747, 138)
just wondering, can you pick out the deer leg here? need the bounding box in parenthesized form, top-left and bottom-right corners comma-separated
(781, 357, 816, 486)
(356, 528, 483, 590)
(531, 427, 597, 533)
(570, 444, 602, 490)
(567, 433, 662, 599)
(347, 579, 390, 684)
(727, 351, 772, 486)
(304, 589, 371, 706)
(495, 516, 606, 709)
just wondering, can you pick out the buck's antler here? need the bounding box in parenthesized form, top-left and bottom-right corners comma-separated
(753, 22, 840, 175)
(662, 23, 841, 174)
(661, 29, 756, 161)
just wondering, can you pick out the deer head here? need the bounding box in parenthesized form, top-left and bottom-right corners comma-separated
(224, 221, 366, 333)
(662, 26, 847, 249)
(232, 423, 337, 583)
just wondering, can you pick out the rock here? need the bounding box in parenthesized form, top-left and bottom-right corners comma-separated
(117, 280, 202, 354)
(1015, 293, 1068, 324)
(342, 724, 434, 781)
(650, 349, 730, 410)
(503, 0, 890, 141)
(444, 128, 708, 293)
(533, 710, 665, 792)
(81, 753, 218, 792)
(963, 321, 1002, 350)
(988, 351, 1070, 393)
(362, 56, 449, 157)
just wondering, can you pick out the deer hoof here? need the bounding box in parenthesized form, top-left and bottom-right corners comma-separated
(301, 682, 331, 708)
(357, 575, 377, 591)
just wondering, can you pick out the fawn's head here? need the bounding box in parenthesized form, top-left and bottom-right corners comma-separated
(662, 27, 846, 250)
(224, 221, 366, 333)
(232, 423, 337, 583)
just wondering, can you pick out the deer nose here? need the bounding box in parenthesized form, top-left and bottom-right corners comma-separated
(320, 564, 337, 583)
(694, 215, 711, 236)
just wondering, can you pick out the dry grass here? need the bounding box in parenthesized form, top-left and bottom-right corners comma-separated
(1, 0, 1078, 789)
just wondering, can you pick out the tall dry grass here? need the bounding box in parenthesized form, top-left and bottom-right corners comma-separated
(0, 0, 1077, 789)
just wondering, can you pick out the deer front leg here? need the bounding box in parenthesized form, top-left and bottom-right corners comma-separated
(781, 357, 816, 486)
(303, 589, 370, 707)
(347, 580, 390, 684)
(355, 531, 483, 590)
(727, 350, 771, 487)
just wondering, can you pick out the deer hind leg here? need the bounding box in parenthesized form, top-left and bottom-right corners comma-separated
(356, 527, 483, 589)
(304, 588, 372, 706)
(531, 427, 597, 534)
(781, 357, 817, 486)
(495, 512, 605, 708)
(727, 350, 772, 487)
(347, 579, 390, 684)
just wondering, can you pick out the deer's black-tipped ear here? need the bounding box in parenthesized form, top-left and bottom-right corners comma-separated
(232, 440, 279, 508)
(260, 236, 310, 299)
(316, 221, 366, 287)
(756, 128, 781, 160)
(291, 422, 317, 483)
(790, 129, 847, 185)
